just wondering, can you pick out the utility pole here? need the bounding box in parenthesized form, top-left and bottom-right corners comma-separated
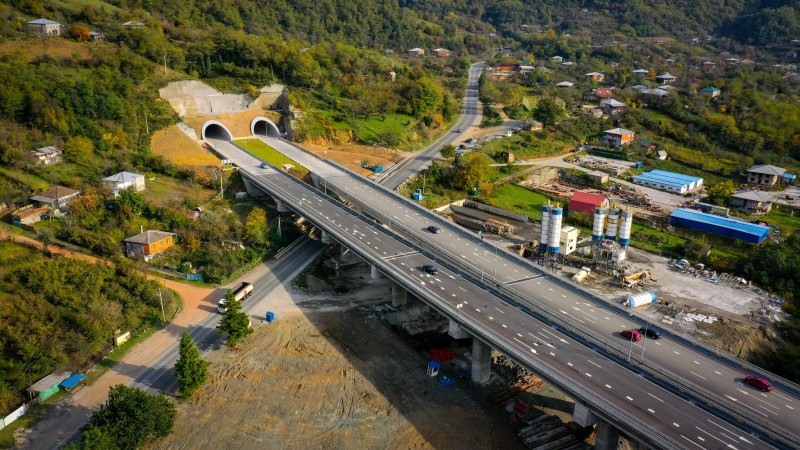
(163, 54, 168, 74)
(158, 288, 166, 322)
(277, 216, 282, 237)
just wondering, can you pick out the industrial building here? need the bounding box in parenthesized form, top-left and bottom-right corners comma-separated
(669, 209, 770, 244)
(632, 170, 703, 194)
(568, 191, 609, 215)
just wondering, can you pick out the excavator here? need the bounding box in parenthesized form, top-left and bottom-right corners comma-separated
(619, 270, 655, 288)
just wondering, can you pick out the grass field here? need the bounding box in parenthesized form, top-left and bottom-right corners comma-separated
(233, 139, 307, 173)
(151, 125, 220, 167)
(143, 174, 216, 206)
(352, 114, 418, 145)
(479, 184, 551, 221)
(762, 206, 800, 235)
(0, 167, 51, 191)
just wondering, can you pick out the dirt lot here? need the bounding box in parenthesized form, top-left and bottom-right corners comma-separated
(154, 271, 528, 450)
(303, 144, 404, 177)
(150, 125, 220, 167)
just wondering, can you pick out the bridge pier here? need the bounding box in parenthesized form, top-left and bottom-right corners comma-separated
(276, 199, 291, 213)
(447, 320, 471, 339)
(391, 283, 407, 307)
(370, 264, 382, 279)
(320, 230, 332, 244)
(471, 339, 491, 384)
(241, 177, 263, 197)
(573, 403, 620, 450)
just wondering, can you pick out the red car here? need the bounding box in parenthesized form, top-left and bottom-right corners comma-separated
(744, 375, 774, 392)
(621, 329, 642, 342)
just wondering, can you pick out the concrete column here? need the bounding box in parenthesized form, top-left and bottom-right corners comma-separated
(320, 230, 332, 244)
(370, 264, 381, 279)
(340, 245, 349, 257)
(241, 176, 261, 197)
(572, 403, 598, 427)
(391, 283, 407, 307)
(471, 339, 491, 384)
(594, 420, 620, 450)
(448, 320, 470, 339)
(275, 199, 290, 213)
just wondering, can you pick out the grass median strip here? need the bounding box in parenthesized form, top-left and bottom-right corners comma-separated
(234, 139, 308, 174)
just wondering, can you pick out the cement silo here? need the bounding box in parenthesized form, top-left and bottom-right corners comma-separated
(549, 205, 563, 254)
(592, 207, 607, 241)
(539, 203, 551, 253)
(619, 209, 634, 246)
(606, 208, 620, 241)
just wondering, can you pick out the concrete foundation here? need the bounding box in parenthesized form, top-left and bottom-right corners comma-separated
(471, 339, 491, 383)
(594, 420, 620, 450)
(370, 264, 382, 279)
(391, 283, 407, 307)
(572, 403, 598, 427)
(448, 320, 471, 339)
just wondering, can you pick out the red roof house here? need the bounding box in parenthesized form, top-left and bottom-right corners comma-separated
(568, 191, 609, 214)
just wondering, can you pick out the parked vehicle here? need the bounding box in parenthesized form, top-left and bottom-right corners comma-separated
(217, 282, 254, 313)
(744, 375, 774, 392)
(621, 329, 642, 342)
(422, 265, 439, 275)
(638, 327, 661, 339)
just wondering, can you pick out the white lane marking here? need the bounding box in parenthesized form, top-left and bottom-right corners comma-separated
(567, 363, 573, 367)
(495, 307, 505, 314)
(648, 393, 664, 402)
(772, 391, 793, 402)
(625, 396, 633, 401)
(605, 384, 612, 389)
(679, 435, 707, 449)
(588, 360, 602, 368)
(549, 352, 555, 356)
(488, 316, 494, 320)
(585, 373, 592, 378)
(693, 360, 700, 365)
(691, 371, 707, 380)
(673, 423, 680, 427)
(647, 408, 655, 414)
(501, 324, 507, 328)
(543, 296, 552, 301)
(674, 351, 681, 355)
(786, 405, 794, 410)
(458, 287, 467, 292)
(696, 427, 735, 448)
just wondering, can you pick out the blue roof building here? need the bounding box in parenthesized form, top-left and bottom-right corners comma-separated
(632, 170, 703, 194)
(669, 209, 770, 244)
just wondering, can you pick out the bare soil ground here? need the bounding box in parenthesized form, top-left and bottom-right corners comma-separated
(154, 271, 527, 450)
(303, 144, 405, 177)
(150, 126, 219, 167)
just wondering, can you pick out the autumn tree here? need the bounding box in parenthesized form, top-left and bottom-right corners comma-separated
(70, 25, 90, 42)
(243, 207, 269, 247)
(175, 333, 208, 398)
(452, 153, 492, 191)
(217, 290, 252, 348)
(64, 136, 94, 164)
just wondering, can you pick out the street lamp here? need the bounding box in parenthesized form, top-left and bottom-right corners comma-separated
(456, 302, 463, 322)
(640, 323, 649, 360)
(627, 332, 636, 362)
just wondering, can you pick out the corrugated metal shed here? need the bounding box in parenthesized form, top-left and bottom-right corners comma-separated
(669, 209, 770, 243)
(632, 170, 703, 193)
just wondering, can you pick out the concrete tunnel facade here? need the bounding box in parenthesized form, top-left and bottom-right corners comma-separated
(201, 120, 234, 141)
(251, 116, 282, 137)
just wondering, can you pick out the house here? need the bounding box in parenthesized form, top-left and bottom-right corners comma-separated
(641, 88, 670, 99)
(585, 72, 605, 82)
(730, 190, 773, 214)
(631, 84, 649, 91)
(555, 81, 574, 88)
(568, 191, 610, 214)
(632, 69, 649, 75)
(746, 164, 795, 186)
(725, 57, 739, 65)
(89, 31, 105, 41)
(701, 61, 717, 71)
(12, 205, 48, 226)
(30, 186, 80, 209)
(551, 56, 563, 63)
(500, 152, 515, 163)
(28, 371, 72, 401)
(666, 58, 676, 65)
(603, 128, 635, 147)
(103, 171, 146, 192)
(561, 61, 575, 66)
(432, 48, 451, 57)
(121, 21, 145, 28)
(519, 65, 534, 74)
(406, 48, 425, 57)
(124, 230, 177, 262)
(600, 98, 626, 115)
(586, 170, 609, 184)
(583, 88, 614, 102)
(656, 150, 668, 160)
(700, 86, 721, 97)
(656, 73, 677, 84)
(27, 18, 62, 36)
(31, 145, 63, 165)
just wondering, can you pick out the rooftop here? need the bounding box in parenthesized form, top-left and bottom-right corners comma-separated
(731, 190, 774, 202)
(604, 128, 634, 136)
(125, 230, 176, 245)
(32, 185, 79, 200)
(747, 164, 785, 176)
(30, 371, 71, 392)
(633, 169, 703, 188)
(103, 171, 144, 183)
(670, 209, 770, 243)
(601, 99, 626, 108)
(656, 72, 677, 79)
(28, 18, 61, 25)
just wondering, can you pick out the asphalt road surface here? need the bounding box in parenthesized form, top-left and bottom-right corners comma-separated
(380, 61, 484, 190)
(211, 137, 781, 450)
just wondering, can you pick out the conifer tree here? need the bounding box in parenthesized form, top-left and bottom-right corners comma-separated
(217, 290, 253, 348)
(175, 333, 209, 397)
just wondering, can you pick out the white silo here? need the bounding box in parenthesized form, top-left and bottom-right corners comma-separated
(619, 209, 634, 246)
(549, 205, 563, 253)
(539, 203, 551, 253)
(606, 208, 620, 241)
(592, 207, 607, 241)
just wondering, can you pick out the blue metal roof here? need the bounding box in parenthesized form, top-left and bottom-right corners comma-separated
(669, 209, 770, 243)
(633, 170, 702, 188)
(59, 374, 86, 389)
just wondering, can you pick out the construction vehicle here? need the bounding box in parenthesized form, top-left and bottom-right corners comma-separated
(619, 270, 654, 288)
(217, 282, 254, 313)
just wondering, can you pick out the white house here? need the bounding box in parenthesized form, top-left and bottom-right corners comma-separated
(27, 18, 62, 36)
(103, 171, 146, 192)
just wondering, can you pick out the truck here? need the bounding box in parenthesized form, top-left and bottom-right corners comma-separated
(217, 282, 254, 313)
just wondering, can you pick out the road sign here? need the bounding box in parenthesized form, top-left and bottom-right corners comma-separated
(221, 159, 233, 166)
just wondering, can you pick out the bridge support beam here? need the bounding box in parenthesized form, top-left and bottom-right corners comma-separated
(320, 230, 332, 244)
(594, 420, 620, 450)
(370, 264, 381, 279)
(471, 339, 491, 384)
(572, 403, 598, 427)
(241, 177, 263, 197)
(391, 283, 407, 307)
(448, 320, 471, 339)
(276, 199, 290, 213)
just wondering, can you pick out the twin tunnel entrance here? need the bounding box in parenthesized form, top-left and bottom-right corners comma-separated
(200, 116, 282, 141)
